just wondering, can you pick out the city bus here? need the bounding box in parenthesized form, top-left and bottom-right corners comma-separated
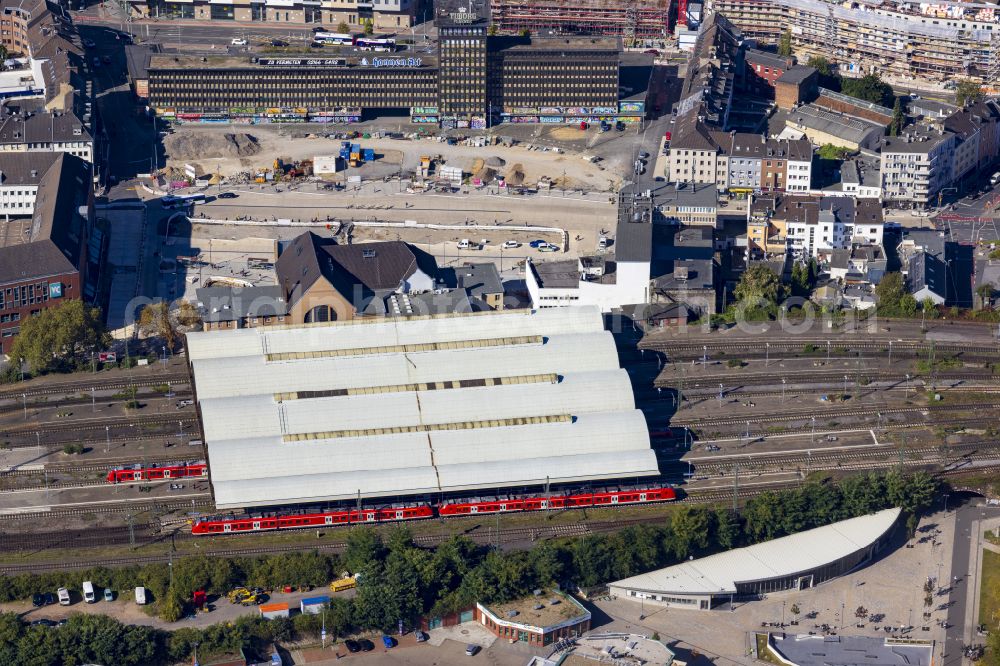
(314, 32, 355, 46)
(356, 37, 396, 52)
(162, 193, 206, 209)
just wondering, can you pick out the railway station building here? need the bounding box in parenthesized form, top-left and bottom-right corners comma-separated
(476, 590, 591, 646)
(609, 508, 901, 610)
(186, 306, 660, 511)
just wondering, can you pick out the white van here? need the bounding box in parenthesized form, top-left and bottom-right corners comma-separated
(992, 172, 1000, 186)
(57, 588, 70, 606)
(82, 581, 95, 603)
(457, 239, 472, 249)
(134, 587, 147, 605)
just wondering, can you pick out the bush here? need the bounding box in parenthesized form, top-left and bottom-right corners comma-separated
(62, 443, 84, 455)
(726, 359, 744, 368)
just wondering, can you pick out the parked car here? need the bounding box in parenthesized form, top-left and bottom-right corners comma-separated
(359, 639, 375, 652)
(32, 593, 44, 607)
(466, 644, 481, 656)
(415, 631, 429, 642)
(382, 636, 395, 649)
(218, 192, 238, 199)
(312, 25, 327, 32)
(644, 48, 659, 54)
(43, 592, 56, 606)
(344, 640, 361, 653)
(502, 240, 520, 249)
(270, 39, 288, 47)
(538, 243, 559, 252)
(638, 150, 650, 159)
(104, 588, 114, 602)
(57, 588, 70, 606)
(528, 239, 547, 248)
(231, 38, 248, 46)
(31, 619, 57, 628)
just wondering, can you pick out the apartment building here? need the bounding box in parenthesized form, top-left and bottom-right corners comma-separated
(0, 102, 93, 162)
(749, 194, 883, 259)
(880, 125, 956, 208)
(657, 182, 719, 228)
(667, 13, 743, 183)
(942, 100, 1000, 180)
(712, 0, 1000, 84)
(490, 0, 671, 41)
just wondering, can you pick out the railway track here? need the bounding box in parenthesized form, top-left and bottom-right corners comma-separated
(654, 369, 999, 389)
(0, 413, 198, 437)
(0, 389, 194, 416)
(671, 400, 1000, 428)
(640, 337, 999, 354)
(0, 374, 189, 400)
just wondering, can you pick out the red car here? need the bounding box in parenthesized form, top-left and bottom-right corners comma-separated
(664, 131, 672, 142)
(644, 49, 660, 55)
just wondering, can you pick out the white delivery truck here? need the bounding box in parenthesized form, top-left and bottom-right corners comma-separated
(57, 588, 71, 605)
(82, 581, 96, 603)
(134, 587, 147, 605)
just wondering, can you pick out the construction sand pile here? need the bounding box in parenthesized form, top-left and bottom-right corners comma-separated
(164, 132, 262, 161)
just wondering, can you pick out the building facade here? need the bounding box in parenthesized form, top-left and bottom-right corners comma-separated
(712, 0, 1000, 85)
(0, 153, 93, 353)
(490, 0, 671, 42)
(476, 592, 591, 647)
(880, 125, 956, 207)
(146, 33, 629, 127)
(128, 0, 415, 31)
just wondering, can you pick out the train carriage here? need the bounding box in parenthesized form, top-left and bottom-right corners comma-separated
(106, 462, 208, 484)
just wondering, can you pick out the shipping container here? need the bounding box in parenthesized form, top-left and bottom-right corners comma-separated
(260, 602, 290, 619)
(362, 149, 375, 161)
(300, 595, 330, 614)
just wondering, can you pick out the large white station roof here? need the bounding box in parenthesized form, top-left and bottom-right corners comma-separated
(610, 508, 901, 596)
(187, 307, 660, 510)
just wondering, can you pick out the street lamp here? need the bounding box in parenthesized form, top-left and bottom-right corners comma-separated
(905, 373, 911, 397)
(765, 342, 770, 368)
(702, 345, 707, 368)
(781, 378, 786, 404)
(888, 340, 893, 367)
(843, 375, 848, 396)
(827, 340, 831, 363)
(811, 416, 816, 445)
(718, 384, 724, 409)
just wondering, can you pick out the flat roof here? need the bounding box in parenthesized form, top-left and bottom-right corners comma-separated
(149, 52, 439, 70)
(610, 508, 901, 596)
(771, 634, 932, 666)
(187, 307, 659, 509)
(480, 590, 590, 630)
(481, 590, 590, 631)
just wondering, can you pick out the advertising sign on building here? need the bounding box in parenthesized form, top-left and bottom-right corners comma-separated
(255, 58, 347, 67)
(48, 282, 63, 298)
(358, 56, 423, 68)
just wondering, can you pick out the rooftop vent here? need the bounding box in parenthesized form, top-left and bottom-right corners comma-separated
(674, 266, 690, 280)
(362, 248, 376, 259)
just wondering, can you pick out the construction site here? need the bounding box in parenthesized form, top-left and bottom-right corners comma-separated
(490, 0, 673, 44)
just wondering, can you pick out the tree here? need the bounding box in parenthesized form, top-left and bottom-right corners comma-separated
(841, 73, 893, 107)
(518, 28, 530, 37)
(976, 282, 995, 309)
(790, 603, 800, 618)
(8, 299, 107, 373)
(487, 24, 498, 36)
(817, 144, 852, 161)
(337, 20, 350, 33)
(0, 45, 8, 63)
(806, 55, 831, 76)
(138, 301, 178, 349)
(855, 605, 868, 619)
(790, 262, 812, 299)
(778, 29, 793, 56)
(875, 272, 906, 311)
(363, 19, 374, 35)
(666, 506, 711, 560)
(734, 264, 784, 309)
(176, 300, 202, 327)
(712, 508, 740, 550)
(955, 80, 984, 107)
(890, 97, 904, 136)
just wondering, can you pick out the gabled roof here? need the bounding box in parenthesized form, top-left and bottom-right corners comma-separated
(0, 152, 89, 284)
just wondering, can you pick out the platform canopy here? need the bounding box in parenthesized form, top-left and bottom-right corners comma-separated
(187, 307, 660, 510)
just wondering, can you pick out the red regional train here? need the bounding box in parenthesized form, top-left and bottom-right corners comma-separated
(106, 461, 208, 484)
(190, 486, 676, 535)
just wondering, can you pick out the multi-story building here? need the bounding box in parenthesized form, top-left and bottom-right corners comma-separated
(711, 0, 1000, 85)
(490, 0, 671, 42)
(942, 99, 1000, 180)
(0, 101, 93, 162)
(657, 182, 718, 227)
(749, 194, 883, 259)
(128, 0, 415, 31)
(0, 151, 63, 214)
(743, 49, 794, 99)
(0, 152, 93, 353)
(146, 23, 626, 127)
(667, 13, 744, 183)
(880, 124, 956, 207)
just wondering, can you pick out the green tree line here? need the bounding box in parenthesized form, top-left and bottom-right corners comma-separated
(0, 470, 938, 664)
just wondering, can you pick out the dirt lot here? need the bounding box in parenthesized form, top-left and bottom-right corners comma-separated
(159, 124, 622, 192)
